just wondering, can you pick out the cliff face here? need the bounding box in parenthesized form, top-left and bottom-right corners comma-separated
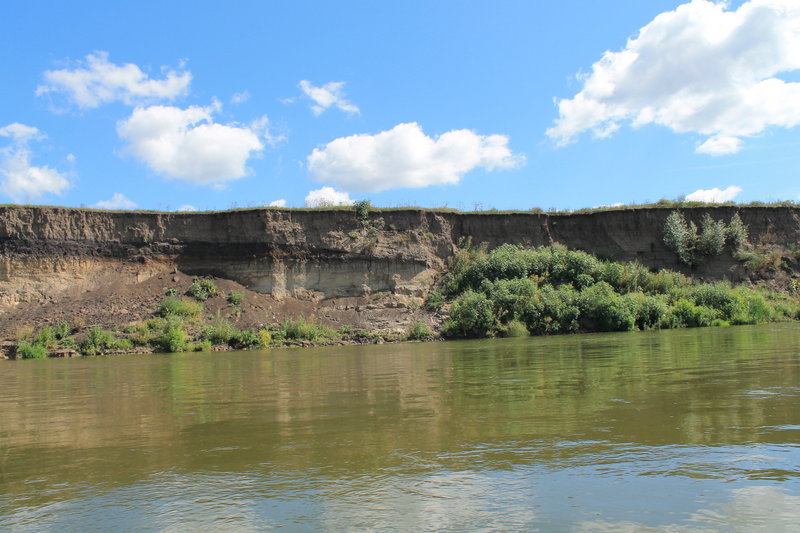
(1, 205, 798, 333)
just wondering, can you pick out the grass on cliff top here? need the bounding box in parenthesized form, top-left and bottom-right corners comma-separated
(4, 199, 800, 216)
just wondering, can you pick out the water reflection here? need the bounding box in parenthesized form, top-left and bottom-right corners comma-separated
(2, 324, 800, 530)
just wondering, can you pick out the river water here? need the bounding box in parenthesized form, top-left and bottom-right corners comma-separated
(1, 324, 799, 531)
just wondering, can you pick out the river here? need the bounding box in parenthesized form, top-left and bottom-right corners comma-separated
(2, 324, 799, 531)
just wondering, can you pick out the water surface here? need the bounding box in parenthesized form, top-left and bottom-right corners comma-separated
(2, 324, 800, 531)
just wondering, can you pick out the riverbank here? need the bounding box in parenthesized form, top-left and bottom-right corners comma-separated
(3, 204, 800, 359)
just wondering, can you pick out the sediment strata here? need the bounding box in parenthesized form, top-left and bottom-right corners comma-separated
(1, 205, 798, 337)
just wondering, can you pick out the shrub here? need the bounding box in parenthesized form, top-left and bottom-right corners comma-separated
(663, 211, 696, 265)
(697, 214, 727, 256)
(164, 287, 178, 297)
(442, 290, 496, 338)
(81, 327, 116, 355)
(727, 213, 749, 251)
(15, 341, 48, 359)
(193, 340, 213, 352)
(155, 320, 188, 353)
(407, 321, 431, 340)
(518, 285, 580, 335)
(35, 326, 58, 349)
(480, 278, 538, 321)
(158, 296, 203, 318)
(579, 282, 636, 332)
(202, 315, 238, 345)
(258, 329, 272, 347)
(234, 329, 261, 348)
(54, 321, 73, 340)
(665, 299, 719, 328)
(277, 317, 337, 343)
(424, 290, 446, 311)
(626, 292, 668, 330)
(500, 319, 529, 337)
(353, 199, 372, 219)
(187, 278, 218, 301)
(227, 291, 243, 306)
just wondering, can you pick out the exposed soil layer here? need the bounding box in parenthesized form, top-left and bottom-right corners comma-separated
(1, 205, 798, 339)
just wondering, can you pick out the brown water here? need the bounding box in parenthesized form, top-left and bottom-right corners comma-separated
(1, 324, 800, 531)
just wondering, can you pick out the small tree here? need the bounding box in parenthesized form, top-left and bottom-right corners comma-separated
(727, 212, 749, 251)
(663, 211, 696, 266)
(353, 199, 371, 220)
(697, 214, 727, 256)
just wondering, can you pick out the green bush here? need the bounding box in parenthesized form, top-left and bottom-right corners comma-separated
(424, 290, 446, 311)
(500, 319, 529, 337)
(276, 317, 338, 343)
(234, 329, 261, 348)
(480, 278, 538, 322)
(258, 329, 272, 347)
(158, 296, 203, 318)
(436, 242, 800, 339)
(227, 291, 243, 306)
(626, 292, 668, 330)
(407, 321, 432, 340)
(579, 282, 636, 332)
(727, 213, 748, 251)
(54, 321, 73, 340)
(442, 290, 496, 338)
(35, 326, 57, 349)
(202, 315, 238, 345)
(518, 285, 580, 335)
(353, 199, 372, 219)
(155, 320, 188, 352)
(665, 299, 719, 328)
(697, 214, 727, 256)
(186, 278, 218, 301)
(15, 341, 48, 359)
(663, 211, 697, 266)
(81, 327, 116, 355)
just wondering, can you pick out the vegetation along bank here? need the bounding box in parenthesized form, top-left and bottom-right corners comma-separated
(3, 202, 800, 358)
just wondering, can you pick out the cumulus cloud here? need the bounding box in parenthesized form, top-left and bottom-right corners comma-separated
(308, 122, 524, 192)
(0, 123, 70, 202)
(686, 185, 742, 202)
(547, 0, 800, 155)
(268, 199, 287, 207)
(37, 51, 191, 109)
(304, 187, 353, 207)
(298, 80, 360, 116)
(117, 103, 267, 185)
(177, 204, 198, 212)
(93, 192, 137, 210)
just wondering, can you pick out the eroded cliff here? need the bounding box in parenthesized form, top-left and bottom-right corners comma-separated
(1, 205, 798, 336)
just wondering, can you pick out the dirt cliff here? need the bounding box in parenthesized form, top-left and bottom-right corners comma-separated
(1, 205, 798, 337)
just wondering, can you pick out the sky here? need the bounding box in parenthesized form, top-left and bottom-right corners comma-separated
(1, 0, 800, 212)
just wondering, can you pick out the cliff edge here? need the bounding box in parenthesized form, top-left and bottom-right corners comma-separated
(1, 205, 798, 337)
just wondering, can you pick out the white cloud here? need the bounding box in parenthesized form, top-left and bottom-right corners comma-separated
(93, 192, 137, 210)
(37, 51, 191, 109)
(304, 187, 353, 207)
(686, 185, 742, 202)
(547, 0, 800, 155)
(268, 199, 287, 207)
(177, 204, 198, 212)
(0, 123, 70, 202)
(696, 135, 742, 155)
(117, 103, 266, 185)
(298, 80, 360, 116)
(308, 122, 524, 192)
(230, 90, 250, 105)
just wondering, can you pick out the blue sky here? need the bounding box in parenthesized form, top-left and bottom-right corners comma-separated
(1, 0, 799, 212)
